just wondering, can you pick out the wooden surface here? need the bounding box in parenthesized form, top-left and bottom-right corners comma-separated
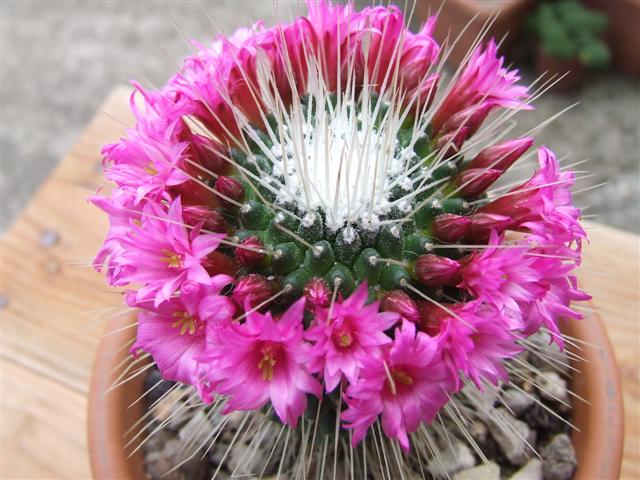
(1, 87, 638, 479)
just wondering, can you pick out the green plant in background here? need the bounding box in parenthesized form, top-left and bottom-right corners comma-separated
(527, 0, 611, 68)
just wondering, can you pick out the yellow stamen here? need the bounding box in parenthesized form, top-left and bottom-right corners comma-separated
(383, 360, 414, 396)
(393, 369, 414, 386)
(144, 162, 158, 175)
(338, 331, 353, 347)
(160, 249, 182, 268)
(258, 346, 276, 381)
(171, 311, 197, 335)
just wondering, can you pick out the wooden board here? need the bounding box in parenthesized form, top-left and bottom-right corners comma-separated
(1, 87, 638, 479)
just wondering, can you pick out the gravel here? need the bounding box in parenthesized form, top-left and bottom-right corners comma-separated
(509, 458, 543, 480)
(489, 408, 538, 467)
(427, 440, 477, 478)
(453, 462, 500, 480)
(541, 434, 578, 480)
(502, 388, 536, 417)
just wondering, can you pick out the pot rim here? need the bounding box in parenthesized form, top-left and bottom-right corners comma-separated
(88, 308, 624, 480)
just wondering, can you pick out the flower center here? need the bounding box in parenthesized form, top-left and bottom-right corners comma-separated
(258, 345, 277, 381)
(383, 360, 414, 396)
(144, 162, 158, 175)
(171, 311, 199, 335)
(337, 330, 354, 347)
(392, 369, 414, 386)
(160, 249, 183, 268)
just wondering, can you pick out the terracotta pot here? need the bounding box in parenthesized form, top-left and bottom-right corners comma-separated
(584, 0, 640, 78)
(88, 309, 624, 479)
(88, 318, 147, 480)
(564, 312, 624, 479)
(535, 48, 586, 92)
(414, 0, 536, 68)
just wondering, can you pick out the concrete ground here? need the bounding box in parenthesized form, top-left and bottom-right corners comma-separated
(2, 1, 639, 233)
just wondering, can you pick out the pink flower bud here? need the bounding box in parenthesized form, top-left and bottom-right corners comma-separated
(454, 168, 502, 199)
(235, 236, 265, 266)
(436, 126, 469, 159)
(304, 277, 331, 307)
(215, 176, 244, 203)
(441, 102, 494, 138)
(232, 274, 273, 308)
(381, 290, 419, 322)
(169, 180, 217, 207)
(464, 213, 514, 243)
(183, 133, 228, 177)
(183, 205, 228, 233)
(431, 214, 471, 243)
(414, 254, 461, 287)
(416, 300, 450, 336)
(402, 73, 439, 111)
(202, 252, 237, 277)
(468, 137, 533, 172)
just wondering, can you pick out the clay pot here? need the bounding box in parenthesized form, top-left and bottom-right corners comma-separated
(88, 309, 623, 479)
(414, 0, 536, 68)
(88, 318, 147, 480)
(563, 313, 624, 479)
(535, 48, 586, 92)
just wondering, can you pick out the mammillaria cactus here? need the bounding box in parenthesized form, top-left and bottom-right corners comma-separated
(92, 1, 589, 475)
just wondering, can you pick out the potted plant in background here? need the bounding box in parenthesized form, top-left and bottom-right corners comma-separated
(527, 0, 611, 92)
(87, 2, 623, 479)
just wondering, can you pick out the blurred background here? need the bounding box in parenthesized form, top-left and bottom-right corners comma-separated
(1, 0, 639, 232)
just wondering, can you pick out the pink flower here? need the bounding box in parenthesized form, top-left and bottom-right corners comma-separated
(130, 276, 235, 399)
(102, 91, 189, 203)
(432, 301, 522, 390)
(479, 147, 585, 245)
(117, 197, 226, 306)
(398, 17, 440, 100)
(459, 232, 544, 328)
(519, 250, 590, 346)
(432, 39, 531, 134)
(305, 0, 356, 92)
(89, 187, 143, 286)
(306, 283, 399, 392)
(342, 320, 451, 451)
(354, 7, 440, 102)
(204, 298, 321, 427)
(459, 231, 589, 347)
